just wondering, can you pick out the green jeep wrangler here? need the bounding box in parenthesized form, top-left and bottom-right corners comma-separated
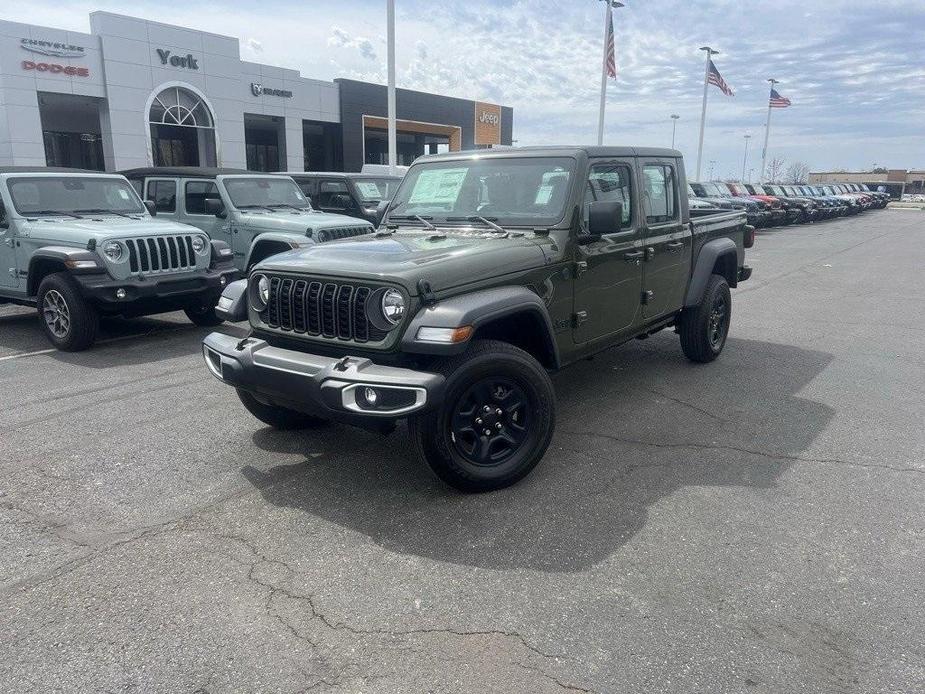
(0, 168, 239, 351)
(203, 147, 753, 492)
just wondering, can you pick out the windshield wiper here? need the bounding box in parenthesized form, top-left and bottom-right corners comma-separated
(26, 210, 85, 219)
(73, 208, 136, 218)
(389, 215, 436, 230)
(266, 203, 308, 211)
(446, 216, 507, 233)
(236, 204, 274, 211)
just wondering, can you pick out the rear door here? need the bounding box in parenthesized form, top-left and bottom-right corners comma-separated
(572, 158, 644, 344)
(316, 178, 359, 218)
(641, 160, 690, 319)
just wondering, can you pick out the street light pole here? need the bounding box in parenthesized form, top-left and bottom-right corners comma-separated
(695, 46, 718, 181)
(670, 114, 680, 149)
(596, 0, 623, 146)
(387, 0, 397, 175)
(742, 134, 751, 182)
(708, 159, 717, 180)
(760, 78, 778, 183)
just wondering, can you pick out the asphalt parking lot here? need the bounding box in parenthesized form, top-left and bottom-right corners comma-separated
(2, 211, 923, 693)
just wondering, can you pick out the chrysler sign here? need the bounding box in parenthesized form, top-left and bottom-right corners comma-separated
(21, 38, 85, 58)
(251, 83, 292, 98)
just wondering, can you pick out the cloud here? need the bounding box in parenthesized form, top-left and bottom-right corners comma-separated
(328, 25, 377, 61)
(243, 37, 262, 53)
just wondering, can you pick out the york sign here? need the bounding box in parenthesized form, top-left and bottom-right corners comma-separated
(156, 49, 199, 70)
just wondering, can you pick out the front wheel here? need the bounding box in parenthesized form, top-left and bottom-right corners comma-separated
(678, 274, 731, 363)
(409, 340, 555, 493)
(36, 272, 99, 351)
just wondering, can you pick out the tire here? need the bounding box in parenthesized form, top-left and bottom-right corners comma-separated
(36, 272, 99, 351)
(409, 339, 555, 493)
(184, 303, 224, 327)
(678, 274, 731, 363)
(236, 388, 327, 430)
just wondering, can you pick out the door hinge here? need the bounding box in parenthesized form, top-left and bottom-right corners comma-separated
(8, 268, 17, 278)
(574, 260, 588, 277)
(572, 310, 589, 327)
(641, 290, 654, 305)
(3, 238, 14, 247)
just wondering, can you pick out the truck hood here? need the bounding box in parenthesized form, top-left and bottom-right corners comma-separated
(19, 215, 205, 243)
(238, 209, 370, 234)
(254, 227, 549, 295)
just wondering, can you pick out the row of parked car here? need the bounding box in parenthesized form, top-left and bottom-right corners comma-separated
(689, 181, 889, 228)
(0, 166, 400, 351)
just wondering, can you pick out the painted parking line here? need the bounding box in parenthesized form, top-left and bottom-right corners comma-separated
(0, 326, 190, 363)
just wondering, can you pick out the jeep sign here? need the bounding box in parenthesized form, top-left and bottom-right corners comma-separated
(474, 101, 502, 146)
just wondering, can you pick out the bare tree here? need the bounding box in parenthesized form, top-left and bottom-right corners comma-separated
(765, 157, 786, 182)
(785, 161, 810, 183)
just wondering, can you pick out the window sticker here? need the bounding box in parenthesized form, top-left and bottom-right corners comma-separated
(118, 189, 130, 200)
(534, 185, 553, 204)
(356, 182, 383, 198)
(409, 168, 468, 205)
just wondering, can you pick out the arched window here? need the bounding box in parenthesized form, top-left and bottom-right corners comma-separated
(148, 86, 216, 166)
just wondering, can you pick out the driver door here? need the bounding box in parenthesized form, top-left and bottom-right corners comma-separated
(572, 159, 644, 344)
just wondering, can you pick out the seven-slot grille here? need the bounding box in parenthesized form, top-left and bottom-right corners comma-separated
(124, 235, 200, 274)
(314, 226, 373, 242)
(262, 275, 389, 343)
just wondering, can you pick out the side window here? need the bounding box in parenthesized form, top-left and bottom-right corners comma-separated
(583, 163, 633, 228)
(643, 165, 678, 224)
(129, 179, 143, 198)
(317, 180, 352, 209)
(146, 180, 177, 213)
(185, 181, 220, 215)
(0, 201, 7, 227)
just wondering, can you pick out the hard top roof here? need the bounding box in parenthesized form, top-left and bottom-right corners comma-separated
(118, 166, 251, 178)
(0, 166, 106, 175)
(411, 145, 682, 161)
(283, 171, 403, 179)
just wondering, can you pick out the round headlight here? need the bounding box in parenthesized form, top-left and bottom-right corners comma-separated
(103, 241, 123, 262)
(192, 235, 207, 254)
(381, 288, 405, 325)
(250, 274, 270, 312)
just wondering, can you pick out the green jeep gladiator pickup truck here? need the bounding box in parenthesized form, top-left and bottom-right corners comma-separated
(203, 147, 753, 491)
(0, 168, 238, 351)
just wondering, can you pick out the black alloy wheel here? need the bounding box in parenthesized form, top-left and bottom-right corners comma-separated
(449, 376, 530, 467)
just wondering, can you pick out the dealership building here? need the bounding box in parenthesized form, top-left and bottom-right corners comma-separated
(0, 12, 513, 173)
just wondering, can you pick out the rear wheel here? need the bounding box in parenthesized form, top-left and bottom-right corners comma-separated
(236, 389, 327, 429)
(409, 340, 555, 493)
(678, 274, 731, 363)
(36, 272, 98, 351)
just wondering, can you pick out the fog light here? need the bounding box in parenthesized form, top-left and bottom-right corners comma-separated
(115, 288, 126, 299)
(363, 387, 378, 406)
(220, 275, 227, 287)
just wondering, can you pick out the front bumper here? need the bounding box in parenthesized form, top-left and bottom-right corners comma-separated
(75, 264, 240, 309)
(202, 332, 445, 424)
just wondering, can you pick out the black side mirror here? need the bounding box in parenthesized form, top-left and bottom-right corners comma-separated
(374, 200, 390, 226)
(583, 200, 623, 241)
(204, 198, 226, 218)
(143, 199, 157, 216)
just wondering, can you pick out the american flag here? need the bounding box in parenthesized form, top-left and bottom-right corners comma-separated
(769, 88, 792, 108)
(707, 60, 734, 96)
(605, 10, 617, 78)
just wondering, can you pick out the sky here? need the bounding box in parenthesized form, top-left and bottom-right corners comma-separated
(4, 0, 923, 180)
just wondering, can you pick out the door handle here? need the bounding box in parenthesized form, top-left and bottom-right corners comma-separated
(666, 241, 684, 253)
(624, 250, 644, 264)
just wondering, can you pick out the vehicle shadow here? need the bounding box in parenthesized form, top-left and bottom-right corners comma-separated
(241, 336, 835, 572)
(0, 306, 247, 367)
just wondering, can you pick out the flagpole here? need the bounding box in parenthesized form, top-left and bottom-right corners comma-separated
(760, 78, 778, 182)
(742, 134, 751, 182)
(596, 1, 615, 145)
(695, 46, 717, 181)
(387, 0, 397, 176)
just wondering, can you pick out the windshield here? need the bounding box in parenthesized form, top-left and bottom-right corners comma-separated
(224, 177, 311, 210)
(388, 157, 575, 226)
(353, 177, 401, 203)
(7, 176, 145, 216)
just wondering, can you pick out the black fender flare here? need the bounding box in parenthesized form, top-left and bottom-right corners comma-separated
(244, 233, 313, 270)
(215, 278, 248, 322)
(684, 237, 738, 307)
(401, 286, 560, 367)
(27, 246, 105, 295)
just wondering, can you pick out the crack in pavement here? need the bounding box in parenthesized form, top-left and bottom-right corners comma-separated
(561, 430, 924, 476)
(515, 661, 595, 692)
